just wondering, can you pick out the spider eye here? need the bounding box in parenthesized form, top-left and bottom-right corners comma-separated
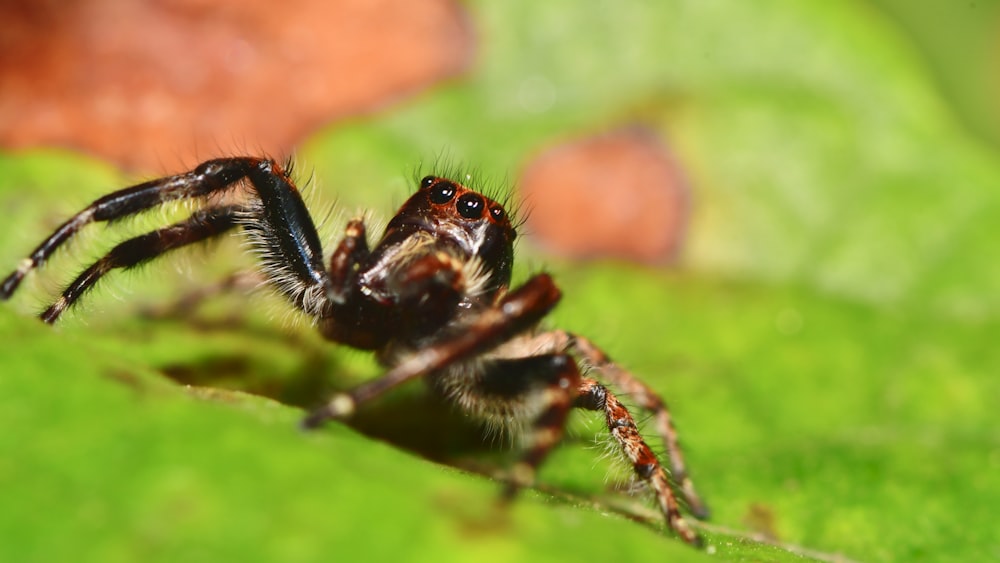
(489, 205, 505, 221)
(428, 181, 456, 204)
(456, 193, 484, 219)
(420, 175, 436, 189)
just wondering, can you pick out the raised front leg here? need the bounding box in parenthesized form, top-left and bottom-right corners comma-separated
(1, 157, 337, 322)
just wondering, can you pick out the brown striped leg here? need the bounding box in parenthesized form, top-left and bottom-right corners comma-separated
(575, 378, 702, 546)
(479, 329, 709, 520)
(569, 333, 709, 519)
(39, 206, 244, 323)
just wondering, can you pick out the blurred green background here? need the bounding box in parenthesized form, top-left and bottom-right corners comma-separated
(1, 1, 998, 561)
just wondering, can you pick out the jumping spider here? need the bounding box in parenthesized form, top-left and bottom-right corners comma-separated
(1, 156, 709, 545)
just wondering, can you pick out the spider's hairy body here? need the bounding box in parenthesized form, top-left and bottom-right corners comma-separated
(1, 156, 710, 547)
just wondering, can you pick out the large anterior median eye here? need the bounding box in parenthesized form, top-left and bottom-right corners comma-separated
(428, 181, 456, 204)
(456, 193, 484, 219)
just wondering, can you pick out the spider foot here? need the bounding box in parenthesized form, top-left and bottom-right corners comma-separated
(499, 462, 536, 501)
(675, 470, 711, 520)
(301, 393, 356, 429)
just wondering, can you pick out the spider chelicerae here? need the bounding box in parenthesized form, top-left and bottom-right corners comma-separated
(0, 156, 709, 545)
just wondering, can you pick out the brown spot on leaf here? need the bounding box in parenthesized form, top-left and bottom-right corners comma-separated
(742, 502, 781, 541)
(519, 127, 690, 264)
(0, 0, 472, 171)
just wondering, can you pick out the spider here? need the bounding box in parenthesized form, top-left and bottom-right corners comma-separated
(1, 156, 709, 545)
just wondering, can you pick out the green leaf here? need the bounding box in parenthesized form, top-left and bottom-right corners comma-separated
(2, 1, 998, 562)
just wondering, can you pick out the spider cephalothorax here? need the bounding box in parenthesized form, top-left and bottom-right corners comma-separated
(1, 156, 709, 546)
(315, 174, 517, 350)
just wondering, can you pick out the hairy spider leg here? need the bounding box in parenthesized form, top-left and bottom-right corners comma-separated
(458, 354, 583, 499)
(567, 333, 709, 519)
(301, 272, 563, 427)
(475, 329, 706, 543)
(1, 157, 336, 319)
(2, 159, 249, 298)
(40, 206, 244, 323)
(575, 378, 702, 546)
